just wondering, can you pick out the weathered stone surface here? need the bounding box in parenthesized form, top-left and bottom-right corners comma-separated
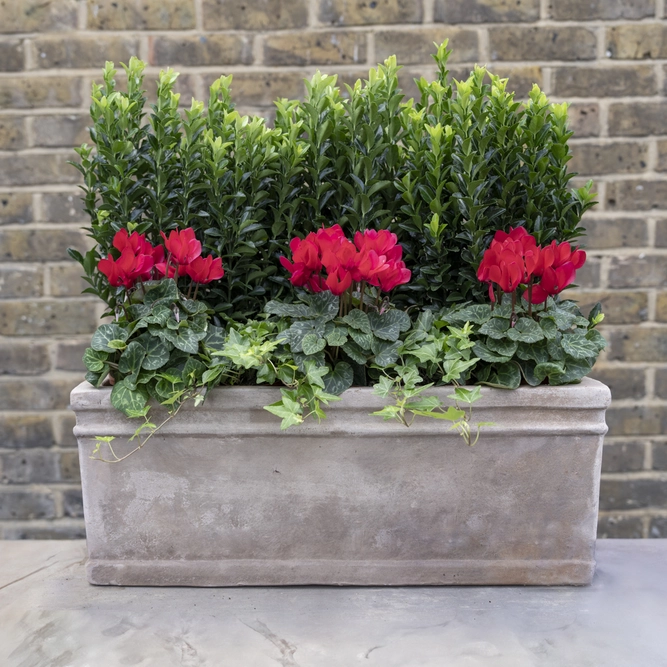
(31, 114, 89, 147)
(0, 76, 82, 109)
(0, 450, 61, 484)
(87, 0, 196, 30)
(607, 327, 667, 362)
(0, 154, 80, 186)
(0, 490, 56, 519)
(582, 218, 647, 249)
(597, 514, 644, 538)
(550, 0, 654, 20)
(0, 300, 98, 335)
(609, 102, 667, 137)
(489, 27, 596, 62)
(0, 414, 54, 449)
(599, 479, 667, 511)
(204, 0, 308, 30)
(41, 192, 86, 223)
(567, 289, 647, 324)
(588, 366, 645, 400)
(320, 0, 422, 26)
(375, 28, 477, 65)
(72, 379, 609, 585)
(0, 266, 43, 298)
(150, 34, 253, 67)
(0, 193, 32, 225)
(0, 378, 77, 411)
(601, 441, 646, 473)
(33, 36, 140, 69)
(0, 39, 24, 71)
(0, 342, 50, 375)
(606, 180, 667, 211)
(607, 25, 667, 60)
(570, 142, 649, 176)
(608, 255, 667, 288)
(49, 264, 88, 297)
(0, 229, 88, 262)
(264, 31, 367, 66)
(0, 0, 78, 32)
(569, 103, 600, 138)
(435, 0, 539, 23)
(553, 66, 656, 97)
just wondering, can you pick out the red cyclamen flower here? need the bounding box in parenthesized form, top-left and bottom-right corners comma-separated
(527, 240, 586, 304)
(185, 255, 225, 284)
(98, 229, 157, 289)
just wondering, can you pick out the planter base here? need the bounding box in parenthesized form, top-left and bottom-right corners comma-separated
(87, 557, 595, 587)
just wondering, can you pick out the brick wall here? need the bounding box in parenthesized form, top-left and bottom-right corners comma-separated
(0, 0, 665, 539)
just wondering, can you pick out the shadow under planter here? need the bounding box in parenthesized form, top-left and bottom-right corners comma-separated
(70, 378, 611, 587)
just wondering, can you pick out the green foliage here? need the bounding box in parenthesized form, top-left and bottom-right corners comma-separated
(72, 44, 594, 319)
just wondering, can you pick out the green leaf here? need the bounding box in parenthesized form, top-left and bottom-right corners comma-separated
(110, 379, 148, 417)
(448, 386, 481, 404)
(479, 317, 510, 339)
(144, 279, 178, 306)
(412, 405, 466, 421)
(118, 341, 146, 389)
(91, 324, 129, 353)
(264, 300, 311, 318)
(472, 341, 511, 364)
(303, 291, 338, 321)
(303, 359, 328, 388)
(373, 340, 401, 367)
(140, 336, 171, 371)
(342, 309, 371, 334)
(349, 328, 373, 350)
(325, 326, 348, 347)
(204, 325, 226, 351)
(367, 310, 406, 342)
(540, 306, 577, 331)
(83, 348, 108, 373)
(518, 360, 542, 387)
(540, 318, 558, 340)
(534, 361, 565, 382)
(301, 333, 327, 355)
(343, 340, 369, 364)
(515, 340, 549, 364)
(285, 319, 326, 353)
(324, 361, 354, 395)
(556, 358, 594, 384)
(561, 332, 600, 360)
(485, 337, 518, 357)
(506, 318, 545, 343)
(488, 362, 521, 389)
(450, 304, 492, 324)
(171, 327, 206, 354)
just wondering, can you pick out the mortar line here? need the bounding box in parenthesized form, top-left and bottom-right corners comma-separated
(194, 0, 204, 31)
(658, 0, 666, 19)
(77, 0, 87, 30)
(422, 0, 435, 24)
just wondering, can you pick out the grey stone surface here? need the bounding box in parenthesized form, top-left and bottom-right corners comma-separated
(71, 379, 611, 586)
(0, 539, 666, 666)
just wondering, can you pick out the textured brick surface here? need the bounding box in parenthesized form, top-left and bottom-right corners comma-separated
(0, 0, 664, 540)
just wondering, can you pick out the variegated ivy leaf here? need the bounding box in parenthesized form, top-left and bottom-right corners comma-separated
(534, 361, 565, 382)
(518, 360, 542, 387)
(561, 332, 600, 360)
(138, 336, 170, 371)
(368, 310, 409, 342)
(83, 348, 108, 373)
(144, 278, 178, 306)
(539, 306, 577, 331)
(301, 333, 327, 355)
(343, 340, 369, 364)
(373, 340, 401, 367)
(485, 337, 518, 357)
(110, 379, 148, 417)
(324, 361, 354, 395)
(515, 340, 549, 364)
(349, 329, 373, 350)
(325, 326, 348, 347)
(449, 304, 493, 325)
(540, 318, 558, 340)
(342, 309, 371, 334)
(91, 324, 129, 353)
(506, 318, 544, 343)
(488, 362, 521, 389)
(472, 341, 511, 364)
(555, 358, 594, 384)
(264, 300, 311, 318)
(479, 317, 510, 339)
(118, 341, 146, 389)
(285, 319, 327, 353)
(303, 291, 338, 321)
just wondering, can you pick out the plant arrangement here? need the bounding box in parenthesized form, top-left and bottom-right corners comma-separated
(71, 42, 605, 460)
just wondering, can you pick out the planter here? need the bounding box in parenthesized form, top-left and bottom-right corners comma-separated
(71, 378, 610, 587)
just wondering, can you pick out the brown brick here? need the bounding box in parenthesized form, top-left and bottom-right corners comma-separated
(0, 300, 98, 336)
(59, 451, 81, 482)
(31, 114, 88, 148)
(2, 520, 86, 539)
(570, 142, 648, 177)
(609, 255, 667, 289)
(600, 478, 667, 511)
(265, 31, 367, 67)
(150, 34, 253, 68)
(375, 28, 477, 66)
(657, 292, 667, 323)
(598, 514, 644, 539)
(656, 221, 667, 248)
(320, 0, 422, 25)
(0, 378, 77, 410)
(0, 266, 43, 299)
(569, 104, 599, 138)
(204, 0, 307, 29)
(0, 193, 32, 225)
(582, 218, 647, 249)
(572, 256, 600, 288)
(606, 180, 667, 211)
(63, 488, 83, 517)
(435, 0, 538, 23)
(650, 518, 667, 538)
(589, 366, 645, 400)
(658, 141, 667, 173)
(0, 39, 24, 72)
(607, 327, 667, 362)
(567, 290, 648, 324)
(0, 116, 25, 150)
(56, 412, 77, 447)
(0, 490, 56, 520)
(55, 340, 88, 372)
(489, 27, 596, 62)
(33, 35, 139, 70)
(87, 0, 195, 29)
(41, 192, 86, 223)
(0, 75, 82, 109)
(601, 441, 646, 473)
(0, 342, 50, 375)
(0, 154, 79, 186)
(609, 103, 667, 137)
(0, 0, 78, 33)
(0, 229, 88, 262)
(49, 264, 88, 297)
(0, 414, 54, 448)
(0, 451, 61, 484)
(550, 0, 654, 20)
(553, 66, 656, 98)
(607, 25, 667, 60)
(652, 442, 667, 470)
(205, 72, 305, 107)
